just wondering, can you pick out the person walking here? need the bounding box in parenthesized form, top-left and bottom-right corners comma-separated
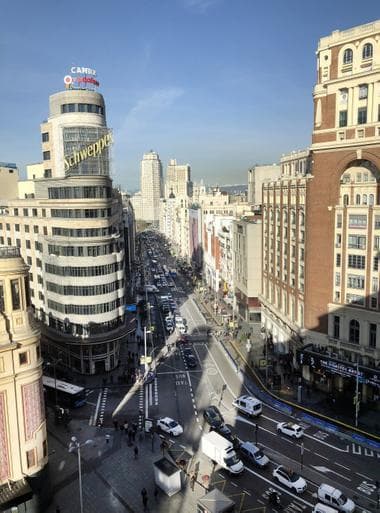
(123, 420, 129, 432)
(113, 419, 118, 430)
(141, 488, 148, 511)
(134, 445, 139, 459)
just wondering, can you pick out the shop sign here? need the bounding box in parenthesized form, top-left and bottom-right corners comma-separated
(64, 132, 113, 172)
(298, 349, 380, 388)
(63, 66, 99, 90)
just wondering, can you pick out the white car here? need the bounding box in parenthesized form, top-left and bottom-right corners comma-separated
(157, 417, 183, 436)
(277, 422, 304, 438)
(273, 465, 307, 493)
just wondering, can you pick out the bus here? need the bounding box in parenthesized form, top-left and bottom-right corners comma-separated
(43, 375, 87, 408)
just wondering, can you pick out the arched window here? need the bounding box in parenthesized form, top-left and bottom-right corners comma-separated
(356, 194, 361, 205)
(343, 48, 353, 64)
(362, 194, 368, 205)
(291, 210, 296, 225)
(343, 194, 349, 206)
(369, 194, 374, 206)
(300, 212, 305, 226)
(362, 43, 373, 60)
(349, 320, 360, 344)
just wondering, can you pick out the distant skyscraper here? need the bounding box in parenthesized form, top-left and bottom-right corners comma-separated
(165, 159, 192, 198)
(140, 151, 163, 226)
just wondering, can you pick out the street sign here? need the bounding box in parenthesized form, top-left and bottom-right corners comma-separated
(140, 356, 152, 364)
(125, 304, 137, 312)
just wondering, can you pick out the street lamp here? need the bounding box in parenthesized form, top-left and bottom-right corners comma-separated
(260, 328, 269, 386)
(68, 436, 93, 513)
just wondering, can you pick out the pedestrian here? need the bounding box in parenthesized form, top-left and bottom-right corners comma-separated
(113, 419, 118, 430)
(134, 445, 139, 459)
(124, 420, 129, 432)
(141, 488, 148, 511)
(120, 422, 124, 432)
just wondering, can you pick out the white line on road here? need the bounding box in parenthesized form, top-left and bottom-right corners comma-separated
(92, 390, 102, 426)
(311, 465, 351, 481)
(334, 462, 351, 471)
(356, 472, 374, 480)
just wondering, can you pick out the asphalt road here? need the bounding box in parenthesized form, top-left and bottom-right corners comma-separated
(77, 241, 380, 513)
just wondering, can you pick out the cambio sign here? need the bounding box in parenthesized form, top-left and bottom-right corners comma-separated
(64, 66, 99, 89)
(64, 132, 113, 172)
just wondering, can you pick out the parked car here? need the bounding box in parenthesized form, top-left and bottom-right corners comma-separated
(239, 441, 269, 467)
(276, 422, 304, 439)
(272, 465, 307, 493)
(203, 405, 224, 428)
(157, 417, 183, 436)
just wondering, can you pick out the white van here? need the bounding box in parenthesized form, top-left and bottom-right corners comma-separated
(233, 395, 262, 417)
(317, 484, 355, 513)
(313, 504, 339, 513)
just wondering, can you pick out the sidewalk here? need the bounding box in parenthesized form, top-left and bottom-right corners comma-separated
(45, 415, 212, 513)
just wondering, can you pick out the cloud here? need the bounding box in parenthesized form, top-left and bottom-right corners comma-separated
(181, 0, 222, 13)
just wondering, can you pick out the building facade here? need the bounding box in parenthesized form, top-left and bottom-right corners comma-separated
(0, 85, 127, 375)
(140, 151, 163, 226)
(260, 150, 310, 353)
(302, 20, 380, 401)
(0, 247, 49, 512)
(247, 164, 281, 208)
(233, 215, 262, 323)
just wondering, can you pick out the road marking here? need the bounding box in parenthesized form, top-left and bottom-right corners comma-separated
(311, 465, 351, 481)
(364, 448, 374, 457)
(356, 472, 374, 480)
(352, 443, 362, 455)
(334, 462, 350, 470)
(357, 480, 377, 496)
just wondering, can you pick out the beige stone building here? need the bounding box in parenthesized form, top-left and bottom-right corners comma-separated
(247, 164, 281, 208)
(0, 86, 127, 375)
(233, 215, 262, 323)
(0, 247, 48, 510)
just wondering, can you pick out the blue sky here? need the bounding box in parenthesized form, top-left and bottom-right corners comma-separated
(0, 1, 379, 191)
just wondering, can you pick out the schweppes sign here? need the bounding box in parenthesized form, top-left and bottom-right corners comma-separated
(64, 132, 113, 172)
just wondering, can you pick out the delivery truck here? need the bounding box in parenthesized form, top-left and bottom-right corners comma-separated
(201, 431, 244, 475)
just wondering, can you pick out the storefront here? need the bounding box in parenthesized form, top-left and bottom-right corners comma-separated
(297, 344, 380, 403)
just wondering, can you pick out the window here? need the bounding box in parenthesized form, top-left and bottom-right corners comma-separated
(14, 208, 19, 216)
(26, 240, 31, 249)
(6, 223, 10, 230)
(369, 324, 377, 348)
(43, 151, 51, 160)
(343, 194, 349, 206)
(24, 225, 29, 233)
(43, 440, 47, 458)
(335, 272, 341, 286)
(26, 449, 35, 468)
(362, 43, 373, 60)
(15, 224, 20, 232)
(23, 208, 28, 216)
(336, 253, 341, 267)
(369, 194, 374, 206)
(356, 194, 361, 205)
(348, 235, 366, 249)
(343, 48, 353, 64)
(33, 226, 39, 234)
(44, 169, 52, 178)
(347, 294, 365, 306)
(349, 320, 360, 344)
(349, 215, 367, 229)
(0, 282, 4, 312)
(339, 110, 347, 127)
(374, 236, 380, 250)
(348, 254, 365, 269)
(19, 351, 28, 365)
(358, 107, 367, 124)
(347, 274, 365, 289)
(42, 132, 49, 142)
(333, 316, 340, 339)
(363, 194, 368, 205)
(27, 256, 32, 265)
(43, 226, 48, 236)
(359, 84, 368, 100)
(374, 256, 379, 272)
(11, 279, 21, 309)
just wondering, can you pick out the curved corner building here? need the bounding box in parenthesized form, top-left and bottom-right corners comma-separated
(40, 87, 126, 374)
(0, 81, 127, 374)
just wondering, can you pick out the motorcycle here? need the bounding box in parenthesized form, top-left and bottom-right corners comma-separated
(268, 491, 282, 509)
